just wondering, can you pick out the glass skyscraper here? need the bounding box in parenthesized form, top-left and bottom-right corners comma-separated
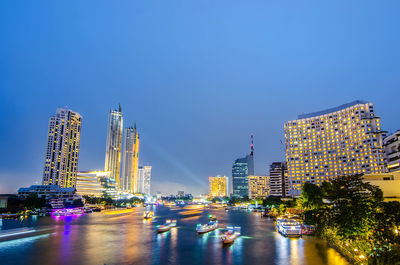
(104, 105, 123, 189)
(232, 135, 254, 197)
(43, 108, 82, 188)
(121, 124, 139, 193)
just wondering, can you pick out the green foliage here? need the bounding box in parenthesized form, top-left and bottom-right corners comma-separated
(298, 182, 323, 210)
(23, 194, 46, 210)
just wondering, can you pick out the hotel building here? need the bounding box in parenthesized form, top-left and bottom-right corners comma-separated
(383, 130, 400, 172)
(269, 162, 289, 197)
(121, 125, 139, 193)
(285, 100, 386, 196)
(248, 175, 270, 199)
(42, 108, 82, 188)
(104, 105, 123, 189)
(76, 171, 110, 197)
(209, 175, 228, 198)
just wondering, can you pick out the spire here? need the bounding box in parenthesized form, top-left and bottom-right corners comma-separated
(134, 122, 136, 130)
(118, 103, 122, 113)
(250, 133, 254, 156)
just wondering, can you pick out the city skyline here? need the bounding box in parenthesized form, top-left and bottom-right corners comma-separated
(1, 1, 400, 195)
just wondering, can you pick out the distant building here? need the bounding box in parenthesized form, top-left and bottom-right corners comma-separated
(177, 191, 185, 197)
(138, 166, 152, 195)
(285, 101, 386, 196)
(76, 171, 110, 197)
(232, 135, 254, 197)
(104, 105, 123, 189)
(121, 124, 139, 192)
(363, 170, 400, 199)
(384, 130, 400, 172)
(269, 162, 289, 197)
(248, 175, 270, 199)
(209, 175, 228, 198)
(18, 185, 78, 204)
(42, 108, 82, 188)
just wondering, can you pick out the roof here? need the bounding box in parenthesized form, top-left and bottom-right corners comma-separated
(298, 100, 369, 119)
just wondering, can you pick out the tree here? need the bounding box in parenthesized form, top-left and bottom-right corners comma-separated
(23, 194, 46, 210)
(298, 182, 323, 210)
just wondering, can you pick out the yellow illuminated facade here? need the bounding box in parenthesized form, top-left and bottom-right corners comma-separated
(209, 175, 228, 198)
(76, 171, 109, 196)
(248, 175, 270, 199)
(285, 101, 386, 196)
(121, 124, 140, 193)
(43, 108, 82, 188)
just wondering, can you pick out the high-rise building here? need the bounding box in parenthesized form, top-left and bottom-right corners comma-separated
(248, 175, 270, 199)
(104, 105, 123, 189)
(43, 108, 82, 188)
(383, 130, 400, 172)
(121, 124, 139, 193)
(138, 166, 152, 195)
(269, 162, 289, 197)
(232, 135, 254, 197)
(209, 175, 228, 198)
(285, 100, 386, 196)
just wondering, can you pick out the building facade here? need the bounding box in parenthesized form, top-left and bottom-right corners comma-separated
(383, 130, 400, 172)
(209, 175, 228, 198)
(285, 100, 386, 196)
(121, 125, 139, 193)
(18, 185, 78, 204)
(104, 105, 123, 189)
(76, 171, 110, 197)
(248, 175, 270, 199)
(137, 166, 151, 195)
(232, 135, 254, 197)
(43, 108, 82, 188)
(363, 170, 400, 199)
(269, 162, 289, 197)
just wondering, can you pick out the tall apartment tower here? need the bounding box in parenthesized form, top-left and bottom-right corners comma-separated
(269, 162, 289, 197)
(285, 100, 386, 196)
(104, 105, 123, 188)
(232, 135, 255, 197)
(138, 166, 152, 195)
(121, 124, 139, 193)
(383, 130, 400, 172)
(209, 175, 228, 198)
(43, 108, 82, 188)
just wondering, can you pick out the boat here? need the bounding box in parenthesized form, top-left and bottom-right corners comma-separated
(276, 216, 302, 237)
(196, 221, 218, 234)
(0, 227, 53, 242)
(52, 208, 84, 216)
(156, 219, 177, 233)
(220, 226, 241, 244)
(208, 214, 217, 221)
(301, 224, 316, 235)
(143, 211, 154, 219)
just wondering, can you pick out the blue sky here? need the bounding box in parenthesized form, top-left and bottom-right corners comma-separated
(0, 0, 399, 195)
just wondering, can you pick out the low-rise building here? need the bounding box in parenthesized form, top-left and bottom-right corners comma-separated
(384, 130, 400, 172)
(18, 185, 78, 204)
(363, 170, 400, 199)
(248, 175, 270, 199)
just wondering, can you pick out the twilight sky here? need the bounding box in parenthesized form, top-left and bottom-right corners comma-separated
(0, 1, 399, 195)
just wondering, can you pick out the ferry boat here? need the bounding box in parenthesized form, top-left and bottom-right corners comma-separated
(220, 226, 241, 244)
(301, 224, 316, 235)
(52, 208, 84, 217)
(156, 219, 177, 233)
(208, 214, 217, 221)
(143, 211, 154, 219)
(276, 217, 302, 237)
(196, 221, 218, 234)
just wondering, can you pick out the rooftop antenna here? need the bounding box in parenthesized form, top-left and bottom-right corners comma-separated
(250, 133, 254, 156)
(118, 103, 122, 113)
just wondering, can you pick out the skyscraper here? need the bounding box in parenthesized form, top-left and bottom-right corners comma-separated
(121, 124, 139, 193)
(43, 108, 82, 188)
(232, 135, 255, 197)
(269, 162, 289, 197)
(285, 100, 386, 196)
(248, 175, 270, 199)
(138, 166, 152, 195)
(104, 105, 123, 189)
(209, 175, 228, 198)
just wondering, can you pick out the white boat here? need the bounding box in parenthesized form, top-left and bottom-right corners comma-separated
(143, 211, 154, 219)
(276, 217, 302, 237)
(156, 219, 177, 233)
(196, 221, 218, 234)
(220, 226, 241, 244)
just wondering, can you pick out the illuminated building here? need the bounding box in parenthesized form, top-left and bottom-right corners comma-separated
(285, 100, 386, 196)
(121, 124, 139, 192)
(363, 170, 400, 199)
(137, 166, 152, 195)
(104, 105, 123, 189)
(232, 135, 255, 197)
(248, 175, 270, 199)
(269, 162, 289, 197)
(209, 175, 228, 198)
(43, 108, 82, 188)
(18, 185, 78, 204)
(384, 130, 400, 172)
(76, 171, 110, 196)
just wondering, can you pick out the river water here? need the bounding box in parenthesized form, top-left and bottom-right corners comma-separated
(0, 205, 348, 265)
